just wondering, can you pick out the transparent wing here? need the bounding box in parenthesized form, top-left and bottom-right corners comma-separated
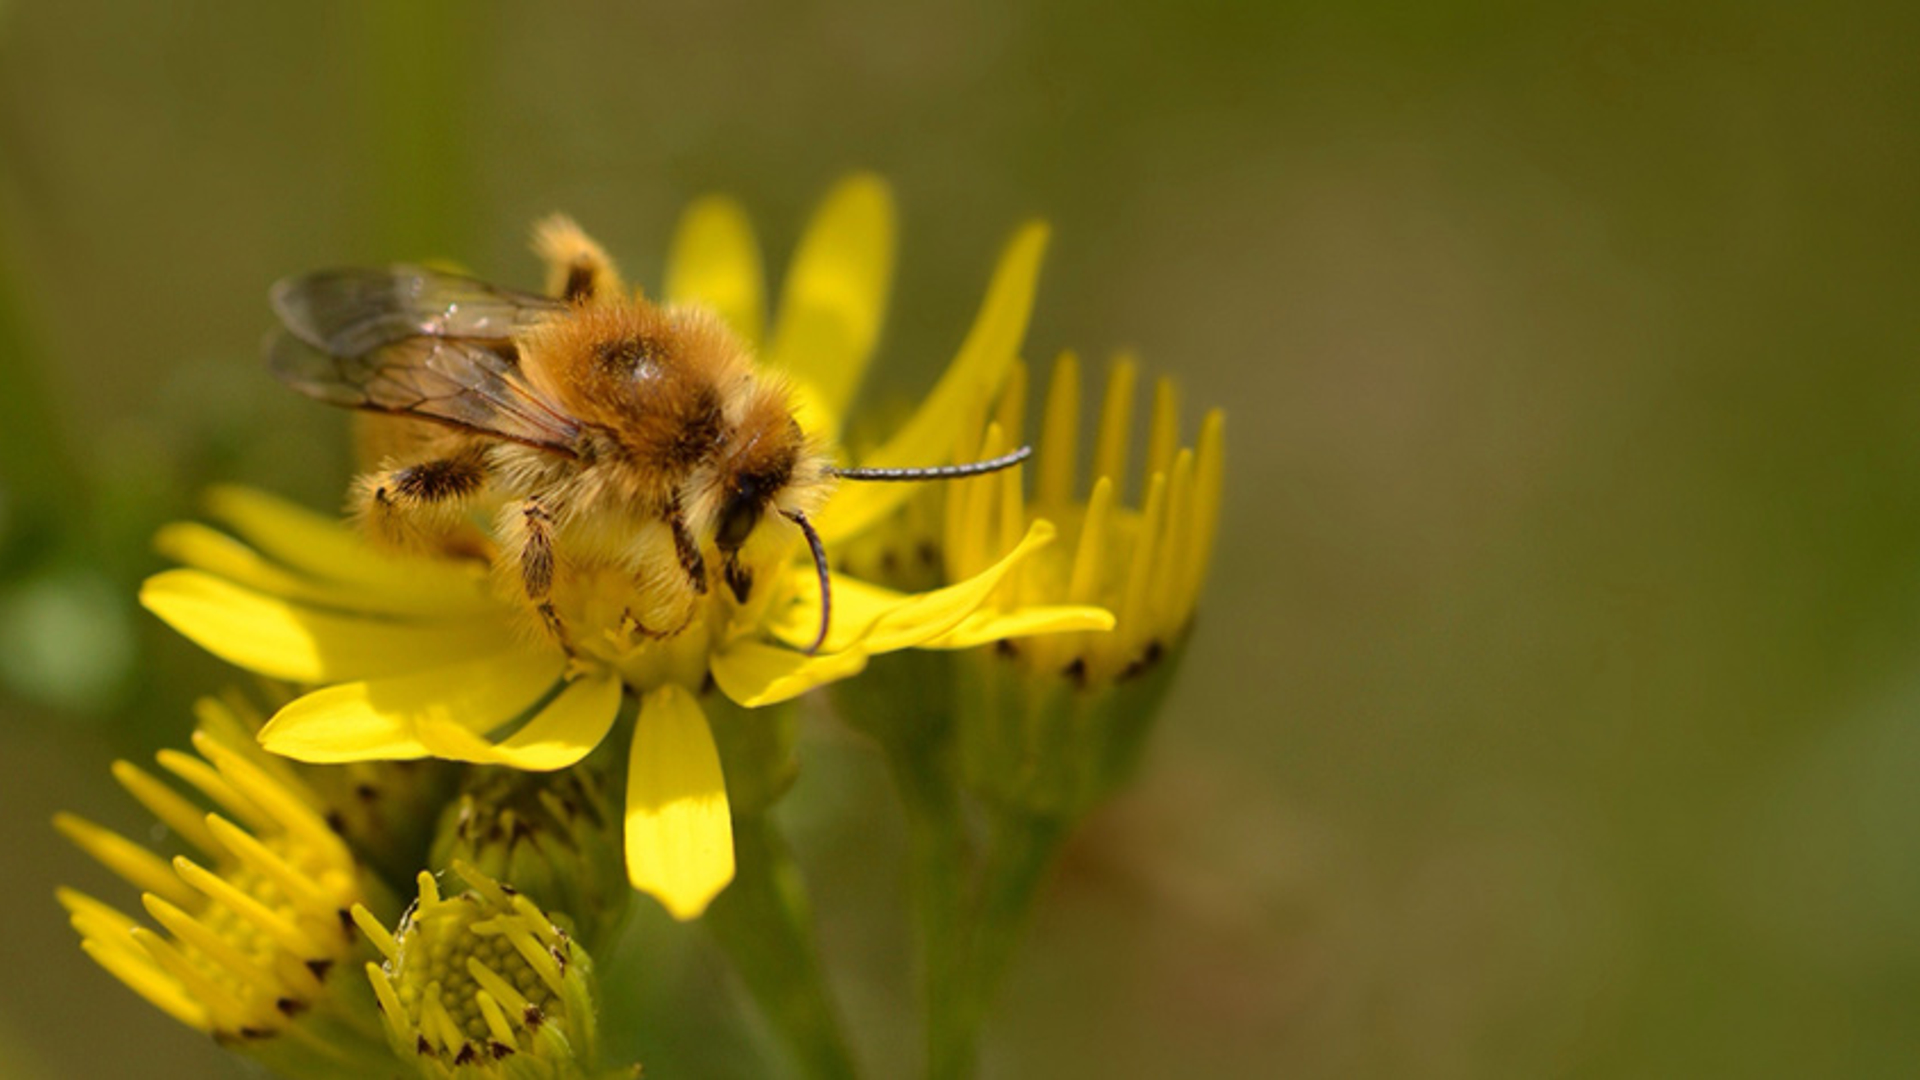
(267, 267, 582, 453)
(271, 265, 564, 356)
(268, 332, 583, 452)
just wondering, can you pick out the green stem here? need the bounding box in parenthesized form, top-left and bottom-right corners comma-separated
(948, 812, 1069, 1077)
(886, 737, 974, 1080)
(705, 810, 861, 1080)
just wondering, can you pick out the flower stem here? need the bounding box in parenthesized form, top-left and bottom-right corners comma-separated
(946, 811, 1068, 1078)
(887, 734, 975, 1080)
(705, 809, 862, 1080)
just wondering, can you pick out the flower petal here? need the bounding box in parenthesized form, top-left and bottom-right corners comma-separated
(418, 670, 624, 770)
(625, 685, 733, 920)
(666, 195, 766, 349)
(154, 521, 496, 618)
(921, 604, 1116, 650)
(765, 174, 895, 433)
(768, 520, 1057, 655)
(140, 570, 521, 683)
(709, 639, 869, 708)
(201, 486, 490, 607)
(815, 221, 1049, 543)
(258, 651, 566, 764)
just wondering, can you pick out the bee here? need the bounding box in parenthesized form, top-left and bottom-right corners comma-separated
(267, 216, 1027, 653)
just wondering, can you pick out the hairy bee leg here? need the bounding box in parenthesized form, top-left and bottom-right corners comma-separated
(533, 215, 626, 301)
(666, 497, 709, 596)
(722, 554, 753, 604)
(354, 450, 491, 551)
(617, 508, 701, 640)
(517, 496, 574, 655)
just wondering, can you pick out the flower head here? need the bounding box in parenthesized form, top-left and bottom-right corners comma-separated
(429, 767, 630, 955)
(56, 694, 399, 1075)
(141, 177, 1110, 920)
(355, 862, 629, 1079)
(943, 353, 1226, 818)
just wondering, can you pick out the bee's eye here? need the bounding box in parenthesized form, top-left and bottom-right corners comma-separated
(717, 492, 762, 551)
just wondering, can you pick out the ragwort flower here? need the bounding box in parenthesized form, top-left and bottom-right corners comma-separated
(354, 862, 629, 1079)
(142, 177, 1111, 920)
(56, 693, 399, 1077)
(944, 353, 1225, 819)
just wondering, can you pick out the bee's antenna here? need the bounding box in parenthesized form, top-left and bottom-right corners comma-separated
(782, 508, 832, 655)
(828, 445, 1032, 482)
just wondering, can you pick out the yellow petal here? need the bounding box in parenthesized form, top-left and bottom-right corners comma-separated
(815, 222, 1050, 542)
(625, 685, 733, 920)
(666, 195, 766, 348)
(710, 639, 869, 707)
(922, 604, 1115, 650)
(258, 650, 565, 763)
(140, 570, 520, 683)
(54, 814, 200, 910)
(764, 174, 895, 434)
(201, 486, 489, 606)
(154, 521, 496, 618)
(419, 671, 624, 770)
(769, 520, 1057, 655)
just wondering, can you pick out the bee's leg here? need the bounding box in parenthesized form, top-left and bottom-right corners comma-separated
(534, 215, 627, 302)
(353, 449, 492, 554)
(517, 496, 574, 655)
(721, 554, 753, 604)
(666, 496, 709, 596)
(620, 504, 703, 640)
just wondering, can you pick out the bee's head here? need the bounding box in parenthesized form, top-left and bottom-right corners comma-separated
(709, 397, 828, 606)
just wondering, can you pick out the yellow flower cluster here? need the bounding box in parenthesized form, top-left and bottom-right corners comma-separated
(138, 177, 1110, 920)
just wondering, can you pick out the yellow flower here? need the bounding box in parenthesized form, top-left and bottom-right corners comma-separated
(354, 862, 626, 1079)
(141, 177, 1112, 921)
(430, 768, 630, 955)
(55, 694, 399, 1075)
(944, 352, 1226, 817)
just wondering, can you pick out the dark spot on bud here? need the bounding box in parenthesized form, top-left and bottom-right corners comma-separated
(524, 1004, 545, 1030)
(276, 997, 306, 1016)
(355, 783, 379, 803)
(490, 1041, 514, 1060)
(1063, 657, 1088, 687)
(454, 1043, 478, 1066)
(306, 958, 334, 980)
(916, 540, 941, 567)
(415, 1035, 434, 1056)
(994, 639, 1019, 658)
(325, 810, 348, 835)
(1118, 639, 1166, 682)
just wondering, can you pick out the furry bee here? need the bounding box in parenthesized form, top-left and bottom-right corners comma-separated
(267, 217, 1025, 653)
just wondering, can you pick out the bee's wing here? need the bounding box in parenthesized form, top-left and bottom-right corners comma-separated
(271, 265, 563, 355)
(267, 267, 583, 454)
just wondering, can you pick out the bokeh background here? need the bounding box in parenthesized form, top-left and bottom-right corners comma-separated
(3, 2, 1918, 1077)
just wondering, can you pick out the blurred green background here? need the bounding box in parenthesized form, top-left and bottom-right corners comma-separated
(4, 2, 1918, 1077)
